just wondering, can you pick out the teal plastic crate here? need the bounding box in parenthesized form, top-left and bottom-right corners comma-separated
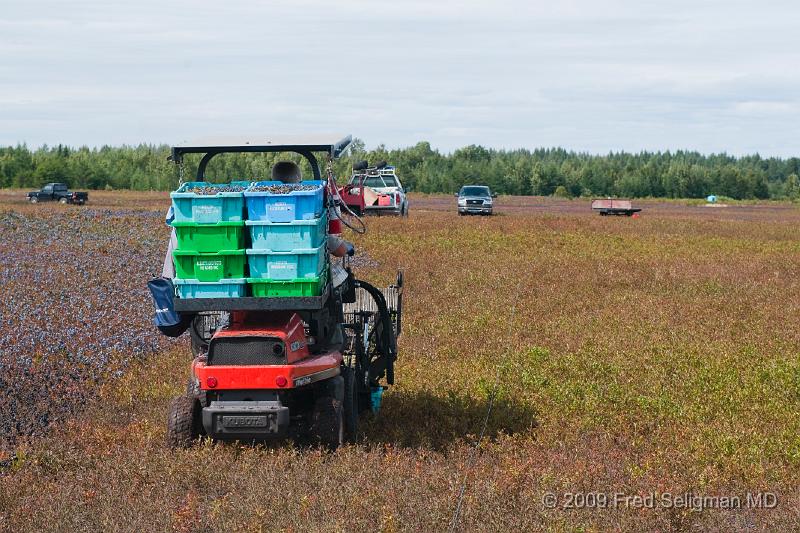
(174, 278, 247, 298)
(171, 181, 250, 224)
(244, 180, 325, 222)
(246, 212, 327, 251)
(246, 245, 326, 280)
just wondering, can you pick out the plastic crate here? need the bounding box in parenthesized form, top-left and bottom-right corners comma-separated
(174, 278, 247, 299)
(248, 269, 328, 298)
(244, 180, 325, 222)
(246, 245, 326, 280)
(173, 249, 247, 282)
(246, 213, 327, 251)
(170, 181, 250, 224)
(172, 221, 246, 253)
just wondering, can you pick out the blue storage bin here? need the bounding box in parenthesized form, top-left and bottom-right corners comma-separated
(246, 212, 327, 251)
(244, 180, 325, 222)
(173, 278, 247, 298)
(246, 245, 327, 280)
(171, 181, 250, 224)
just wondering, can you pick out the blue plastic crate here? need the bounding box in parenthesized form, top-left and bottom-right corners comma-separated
(173, 278, 247, 298)
(246, 245, 327, 280)
(246, 212, 327, 251)
(171, 181, 250, 224)
(244, 180, 325, 222)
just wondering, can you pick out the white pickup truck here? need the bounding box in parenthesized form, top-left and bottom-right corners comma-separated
(341, 164, 409, 216)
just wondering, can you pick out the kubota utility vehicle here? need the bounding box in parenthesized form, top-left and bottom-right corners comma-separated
(162, 135, 402, 449)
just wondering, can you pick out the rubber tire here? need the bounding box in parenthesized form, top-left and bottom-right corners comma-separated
(189, 314, 211, 357)
(185, 378, 208, 408)
(311, 395, 344, 450)
(190, 326, 207, 357)
(166, 394, 201, 449)
(29, 197, 38, 204)
(341, 367, 358, 442)
(59, 197, 68, 204)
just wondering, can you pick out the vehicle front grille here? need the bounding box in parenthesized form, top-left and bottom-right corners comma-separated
(466, 199, 483, 205)
(208, 337, 287, 366)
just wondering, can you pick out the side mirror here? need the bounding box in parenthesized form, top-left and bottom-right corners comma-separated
(454, 193, 459, 197)
(492, 193, 497, 198)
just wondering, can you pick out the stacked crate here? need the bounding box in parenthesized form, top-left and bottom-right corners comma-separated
(170, 182, 249, 298)
(243, 180, 329, 297)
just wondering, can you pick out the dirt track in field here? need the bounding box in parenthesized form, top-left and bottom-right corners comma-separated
(409, 194, 800, 223)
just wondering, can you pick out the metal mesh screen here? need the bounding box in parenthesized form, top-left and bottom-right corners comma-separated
(343, 286, 400, 335)
(208, 337, 286, 366)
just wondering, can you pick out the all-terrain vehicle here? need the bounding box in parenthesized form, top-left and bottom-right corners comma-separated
(162, 135, 402, 449)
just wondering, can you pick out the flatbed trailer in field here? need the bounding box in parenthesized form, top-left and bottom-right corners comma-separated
(591, 199, 641, 216)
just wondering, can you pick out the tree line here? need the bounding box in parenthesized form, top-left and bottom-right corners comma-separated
(1, 141, 799, 199)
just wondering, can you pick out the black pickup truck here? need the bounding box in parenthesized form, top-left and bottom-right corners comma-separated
(27, 183, 88, 205)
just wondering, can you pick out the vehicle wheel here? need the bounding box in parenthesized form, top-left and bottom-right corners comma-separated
(401, 202, 409, 217)
(189, 313, 224, 356)
(29, 197, 38, 204)
(341, 366, 358, 442)
(166, 394, 202, 449)
(185, 378, 208, 409)
(59, 197, 68, 204)
(190, 326, 207, 357)
(311, 395, 344, 450)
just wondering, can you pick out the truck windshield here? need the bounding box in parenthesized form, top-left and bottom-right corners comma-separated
(460, 186, 490, 197)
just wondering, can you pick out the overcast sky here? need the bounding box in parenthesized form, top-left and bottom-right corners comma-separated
(1, 0, 798, 156)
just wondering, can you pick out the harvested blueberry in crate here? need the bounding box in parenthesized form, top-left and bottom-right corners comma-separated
(185, 184, 247, 194)
(247, 184, 319, 194)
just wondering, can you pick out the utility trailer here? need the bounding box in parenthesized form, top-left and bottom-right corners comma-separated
(160, 135, 403, 449)
(591, 199, 641, 216)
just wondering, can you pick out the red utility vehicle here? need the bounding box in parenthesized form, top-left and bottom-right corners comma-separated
(163, 136, 402, 449)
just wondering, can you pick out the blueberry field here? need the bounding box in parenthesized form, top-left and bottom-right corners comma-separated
(1, 191, 800, 531)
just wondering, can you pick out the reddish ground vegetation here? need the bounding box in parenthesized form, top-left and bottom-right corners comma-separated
(1, 190, 799, 531)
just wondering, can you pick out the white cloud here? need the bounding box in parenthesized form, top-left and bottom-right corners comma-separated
(0, 0, 798, 156)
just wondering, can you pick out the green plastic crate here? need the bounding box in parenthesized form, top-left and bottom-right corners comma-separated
(173, 249, 246, 282)
(248, 269, 328, 298)
(172, 221, 246, 253)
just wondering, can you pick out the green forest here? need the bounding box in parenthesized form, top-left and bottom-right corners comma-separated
(1, 140, 799, 199)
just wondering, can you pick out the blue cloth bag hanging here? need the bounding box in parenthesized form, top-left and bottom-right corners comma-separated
(147, 277, 192, 337)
